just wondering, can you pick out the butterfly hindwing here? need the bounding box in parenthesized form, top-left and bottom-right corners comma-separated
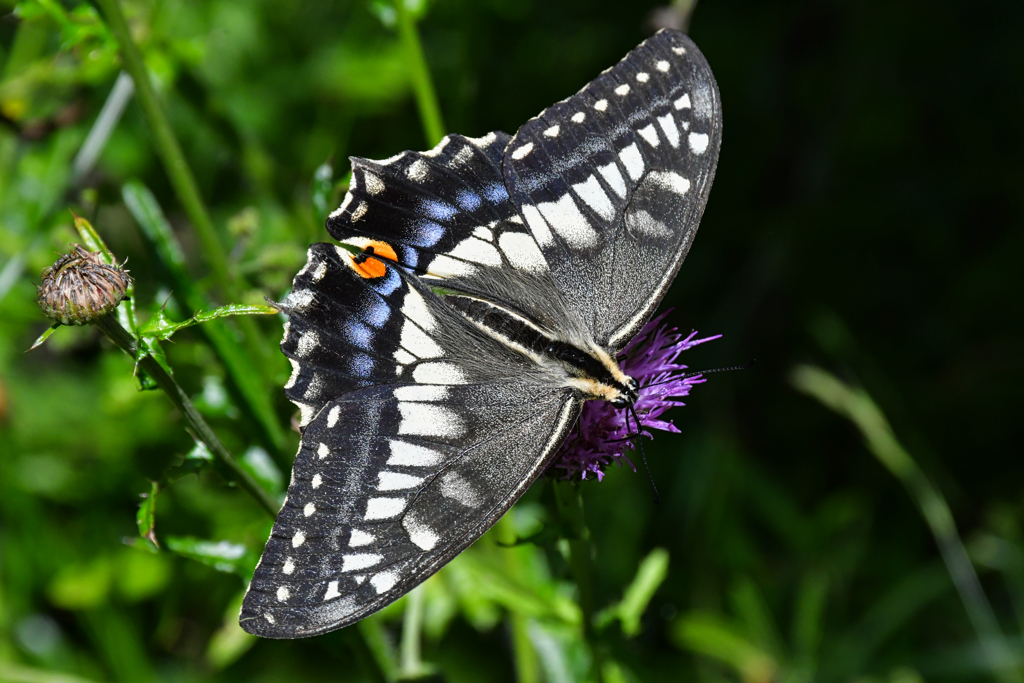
(502, 29, 722, 350)
(243, 250, 581, 637)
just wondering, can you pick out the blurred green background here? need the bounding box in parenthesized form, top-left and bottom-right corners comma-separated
(1, 0, 1022, 681)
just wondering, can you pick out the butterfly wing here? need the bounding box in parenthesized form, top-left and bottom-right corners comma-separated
(502, 29, 722, 351)
(241, 244, 580, 638)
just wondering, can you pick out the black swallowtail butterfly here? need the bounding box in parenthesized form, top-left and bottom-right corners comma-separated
(241, 28, 721, 638)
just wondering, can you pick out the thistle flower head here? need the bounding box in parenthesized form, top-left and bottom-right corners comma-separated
(553, 311, 719, 481)
(37, 244, 131, 326)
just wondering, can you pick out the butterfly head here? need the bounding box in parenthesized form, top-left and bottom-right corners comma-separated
(609, 376, 640, 409)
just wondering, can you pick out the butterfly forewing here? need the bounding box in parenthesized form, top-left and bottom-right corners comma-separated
(502, 29, 721, 350)
(242, 249, 580, 637)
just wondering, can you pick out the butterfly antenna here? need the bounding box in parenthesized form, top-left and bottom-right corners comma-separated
(645, 358, 757, 389)
(628, 405, 660, 504)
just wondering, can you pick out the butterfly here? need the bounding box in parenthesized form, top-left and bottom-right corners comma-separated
(240, 28, 721, 638)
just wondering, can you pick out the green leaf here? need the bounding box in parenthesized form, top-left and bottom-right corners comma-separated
(673, 612, 778, 682)
(164, 536, 259, 580)
(138, 303, 278, 341)
(207, 590, 257, 670)
(136, 481, 159, 547)
(163, 441, 214, 483)
(596, 548, 670, 637)
(27, 322, 60, 350)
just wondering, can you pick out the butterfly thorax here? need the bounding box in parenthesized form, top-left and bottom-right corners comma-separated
(442, 292, 639, 407)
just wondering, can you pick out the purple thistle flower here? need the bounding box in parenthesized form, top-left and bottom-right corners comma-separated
(553, 311, 720, 481)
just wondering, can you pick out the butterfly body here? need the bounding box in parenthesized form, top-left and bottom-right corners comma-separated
(241, 28, 721, 638)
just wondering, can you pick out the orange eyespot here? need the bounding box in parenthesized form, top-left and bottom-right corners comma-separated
(346, 240, 398, 279)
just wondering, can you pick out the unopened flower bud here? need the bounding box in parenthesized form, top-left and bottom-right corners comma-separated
(37, 245, 131, 325)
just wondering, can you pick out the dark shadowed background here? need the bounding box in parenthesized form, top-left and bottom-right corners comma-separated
(1, 0, 1022, 681)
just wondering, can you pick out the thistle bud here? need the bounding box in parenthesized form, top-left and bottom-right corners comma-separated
(37, 245, 131, 325)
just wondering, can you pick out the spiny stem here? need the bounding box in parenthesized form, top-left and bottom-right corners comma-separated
(792, 365, 1022, 683)
(395, 1, 446, 147)
(553, 480, 606, 683)
(94, 314, 279, 517)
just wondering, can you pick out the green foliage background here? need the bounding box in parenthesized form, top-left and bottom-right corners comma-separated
(0, 0, 1022, 682)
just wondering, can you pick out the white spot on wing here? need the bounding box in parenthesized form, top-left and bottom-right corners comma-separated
(674, 93, 692, 110)
(303, 503, 316, 517)
(543, 125, 560, 137)
(499, 232, 547, 273)
(342, 553, 383, 572)
(594, 99, 608, 111)
(398, 402, 465, 437)
(312, 261, 328, 282)
(403, 516, 439, 550)
(284, 289, 314, 310)
(311, 473, 323, 489)
(511, 142, 534, 160)
(317, 443, 330, 459)
(411, 362, 467, 385)
(406, 159, 428, 181)
(656, 60, 670, 72)
(350, 529, 374, 547)
(521, 204, 554, 247)
(377, 471, 425, 491)
(597, 163, 627, 198)
(324, 581, 341, 601)
(536, 194, 599, 247)
(371, 570, 399, 594)
(636, 72, 650, 83)
(467, 131, 497, 147)
(277, 586, 290, 602)
(638, 123, 660, 148)
(292, 531, 306, 548)
(425, 254, 477, 278)
(394, 385, 448, 402)
(572, 175, 615, 220)
(571, 112, 585, 123)
(448, 237, 503, 266)
(283, 558, 295, 574)
(473, 226, 493, 241)
(284, 358, 300, 390)
(672, 46, 687, 55)
(614, 84, 630, 96)
(422, 136, 450, 157)
(387, 440, 443, 466)
(327, 405, 341, 428)
(401, 286, 436, 332)
(618, 143, 645, 181)
(400, 321, 444, 359)
(657, 114, 680, 147)
(440, 471, 483, 507)
(649, 170, 691, 196)
(363, 172, 384, 195)
(394, 348, 416, 365)
(351, 202, 368, 222)
(364, 497, 407, 520)
(688, 132, 710, 154)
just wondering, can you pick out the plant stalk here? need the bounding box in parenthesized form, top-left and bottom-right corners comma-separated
(395, 1, 446, 147)
(792, 365, 1022, 682)
(95, 0, 275, 373)
(553, 480, 606, 683)
(94, 314, 279, 517)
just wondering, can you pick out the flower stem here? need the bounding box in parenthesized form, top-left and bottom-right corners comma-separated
(399, 585, 427, 677)
(553, 480, 606, 683)
(95, 0, 275, 375)
(395, 1, 446, 147)
(94, 314, 279, 518)
(792, 365, 1022, 683)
